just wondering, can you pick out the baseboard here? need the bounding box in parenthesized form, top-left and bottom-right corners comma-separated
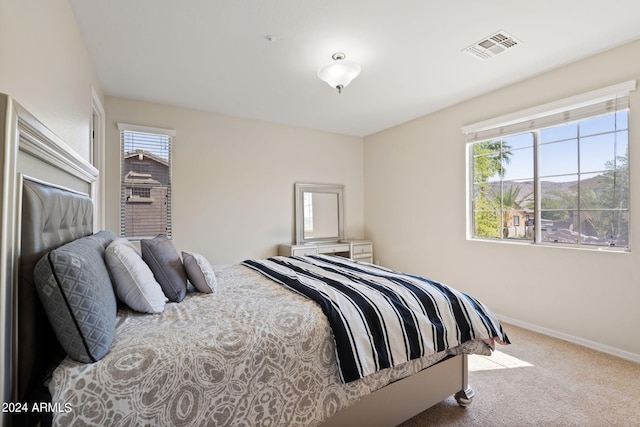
(497, 314, 640, 364)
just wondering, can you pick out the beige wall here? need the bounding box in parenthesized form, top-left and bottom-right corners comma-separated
(0, 0, 103, 411)
(0, 0, 103, 159)
(364, 39, 640, 358)
(105, 97, 365, 264)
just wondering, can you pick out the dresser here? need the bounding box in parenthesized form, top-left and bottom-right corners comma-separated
(278, 240, 373, 264)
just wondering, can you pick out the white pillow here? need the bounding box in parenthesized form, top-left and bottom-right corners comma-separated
(105, 238, 167, 313)
(182, 251, 217, 293)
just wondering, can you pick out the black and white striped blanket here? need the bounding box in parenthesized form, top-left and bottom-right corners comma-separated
(242, 255, 509, 383)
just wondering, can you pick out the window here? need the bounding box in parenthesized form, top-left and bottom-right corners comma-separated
(464, 81, 635, 250)
(118, 123, 175, 239)
(129, 187, 151, 200)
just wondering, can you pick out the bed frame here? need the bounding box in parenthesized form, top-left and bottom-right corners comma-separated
(0, 93, 473, 427)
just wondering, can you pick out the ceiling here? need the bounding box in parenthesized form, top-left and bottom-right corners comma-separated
(68, 0, 640, 137)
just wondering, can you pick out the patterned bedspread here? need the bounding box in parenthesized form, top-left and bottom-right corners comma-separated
(49, 264, 492, 426)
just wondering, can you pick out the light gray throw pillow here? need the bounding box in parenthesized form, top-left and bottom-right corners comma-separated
(106, 238, 168, 313)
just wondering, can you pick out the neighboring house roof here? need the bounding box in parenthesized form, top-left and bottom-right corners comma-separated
(512, 200, 534, 213)
(124, 149, 169, 167)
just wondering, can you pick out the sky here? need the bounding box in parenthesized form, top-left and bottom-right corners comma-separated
(486, 111, 628, 184)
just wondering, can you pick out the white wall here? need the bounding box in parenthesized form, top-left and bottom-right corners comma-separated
(0, 0, 103, 159)
(105, 97, 364, 264)
(364, 39, 640, 358)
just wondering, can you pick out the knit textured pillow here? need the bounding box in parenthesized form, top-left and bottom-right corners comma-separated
(34, 230, 117, 363)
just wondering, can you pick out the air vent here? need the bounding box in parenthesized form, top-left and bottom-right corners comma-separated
(463, 30, 520, 60)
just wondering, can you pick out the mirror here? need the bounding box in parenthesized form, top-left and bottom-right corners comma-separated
(295, 183, 344, 244)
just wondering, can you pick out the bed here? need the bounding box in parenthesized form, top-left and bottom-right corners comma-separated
(0, 93, 508, 427)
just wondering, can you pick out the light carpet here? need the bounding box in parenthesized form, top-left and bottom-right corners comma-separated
(399, 323, 640, 427)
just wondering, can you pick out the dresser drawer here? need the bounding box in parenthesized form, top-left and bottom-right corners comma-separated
(351, 242, 373, 255)
(317, 243, 350, 254)
(352, 253, 373, 263)
(291, 246, 319, 256)
(278, 244, 318, 256)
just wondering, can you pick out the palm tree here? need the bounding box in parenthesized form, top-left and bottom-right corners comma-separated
(473, 140, 513, 238)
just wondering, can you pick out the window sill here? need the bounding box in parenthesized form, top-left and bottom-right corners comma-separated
(467, 237, 630, 253)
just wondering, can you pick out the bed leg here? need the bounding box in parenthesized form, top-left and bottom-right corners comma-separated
(454, 386, 475, 407)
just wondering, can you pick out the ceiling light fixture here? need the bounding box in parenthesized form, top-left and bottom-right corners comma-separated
(317, 52, 361, 94)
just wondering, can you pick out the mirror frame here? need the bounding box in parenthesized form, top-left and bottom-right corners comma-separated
(295, 183, 345, 244)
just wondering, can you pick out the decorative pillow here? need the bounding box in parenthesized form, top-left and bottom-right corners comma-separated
(182, 251, 217, 293)
(87, 230, 117, 249)
(106, 238, 168, 313)
(34, 230, 117, 363)
(140, 235, 187, 302)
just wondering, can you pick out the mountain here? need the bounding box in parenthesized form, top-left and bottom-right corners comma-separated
(488, 174, 607, 205)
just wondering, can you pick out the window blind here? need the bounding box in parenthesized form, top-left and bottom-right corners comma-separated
(118, 123, 175, 239)
(462, 80, 636, 142)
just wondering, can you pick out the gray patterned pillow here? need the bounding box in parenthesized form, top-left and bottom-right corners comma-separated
(34, 230, 117, 363)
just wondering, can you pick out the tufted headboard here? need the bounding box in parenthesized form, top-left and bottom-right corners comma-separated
(17, 178, 94, 409)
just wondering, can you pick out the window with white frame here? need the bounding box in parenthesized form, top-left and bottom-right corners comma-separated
(118, 123, 175, 239)
(464, 81, 635, 249)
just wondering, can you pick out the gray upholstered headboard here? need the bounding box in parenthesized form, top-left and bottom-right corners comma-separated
(17, 179, 93, 412)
